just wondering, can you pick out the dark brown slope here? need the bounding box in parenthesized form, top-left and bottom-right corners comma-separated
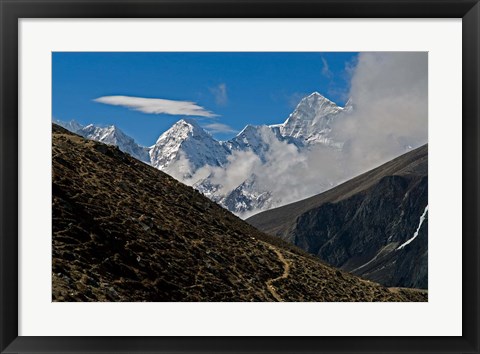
(247, 145, 428, 289)
(52, 124, 426, 302)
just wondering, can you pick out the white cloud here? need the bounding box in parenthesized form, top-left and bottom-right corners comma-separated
(210, 150, 263, 194)
(332, 52, 428, 175)
(162, 151, 194, 182)
(203, 123, 237, 134)
(177, 150, 262, 194)
(94, 95, 217, 118)
(209, 83, 228, 106)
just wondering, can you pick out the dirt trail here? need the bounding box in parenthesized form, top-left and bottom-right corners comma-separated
(264, 245, 291, 302)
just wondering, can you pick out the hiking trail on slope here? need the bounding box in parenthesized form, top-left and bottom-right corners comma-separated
(264, 244, 291, 302)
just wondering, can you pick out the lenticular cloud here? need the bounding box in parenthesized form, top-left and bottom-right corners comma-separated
(94, 95, 218, 118)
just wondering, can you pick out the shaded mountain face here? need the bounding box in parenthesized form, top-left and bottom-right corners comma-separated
(52, 124, 426, 302)
(247, 145, 428, 289)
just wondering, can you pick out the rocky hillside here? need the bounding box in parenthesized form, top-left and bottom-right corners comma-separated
(247, 145, 428, 289)
(52, 124, 426, 301)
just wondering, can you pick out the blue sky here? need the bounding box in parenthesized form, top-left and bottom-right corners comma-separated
(53, 52, 358, 146)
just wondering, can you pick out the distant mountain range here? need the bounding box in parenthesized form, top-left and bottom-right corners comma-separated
(55, 92, 351, 216)
(247, 144, 428, 289)
(55, 91, 417, 218)
(52, 123, 427, 301)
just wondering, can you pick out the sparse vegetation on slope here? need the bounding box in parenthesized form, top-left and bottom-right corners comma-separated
(52, 124, 426, 302)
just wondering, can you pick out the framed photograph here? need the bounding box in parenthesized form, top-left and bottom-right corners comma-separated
(1, 0, 478, 353)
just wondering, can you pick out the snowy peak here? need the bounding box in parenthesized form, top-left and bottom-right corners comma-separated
(233, 124, 270, 145)
(80, 124, 120, 143)
(227, 124, 282, 162)
(78, 124, 150, 163)
(154, 118, 211, 145)
(290, 92, 342, 120)
(303, 91, 338, 106)
(53, 119, 84, 133)
(79, 124, 129, 147)
(221, 174, 276, 216)
(53, 119, 150, 163)
(150, 118, 230, 174)
(278, 92, 345, 145)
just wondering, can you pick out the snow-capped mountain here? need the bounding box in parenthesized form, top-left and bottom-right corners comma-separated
(226, 124, 284, 163)
(53, 120, 150, 163)
(149, 119, 230, 177)
(53, 119, 84, 133)
(220, 174, 279, 215)
(275, 92, 345, 147)
(78, 124, 150, 163)
(188, 92, 349, 216)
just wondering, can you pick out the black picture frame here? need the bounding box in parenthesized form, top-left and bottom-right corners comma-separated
(1, 1, 478, 353)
